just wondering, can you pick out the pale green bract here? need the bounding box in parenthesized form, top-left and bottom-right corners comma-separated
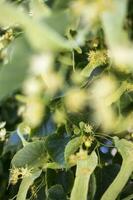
(101, 138, 133, 200)
(70, 151, 98, 200)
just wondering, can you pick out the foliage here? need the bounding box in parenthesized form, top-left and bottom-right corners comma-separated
(0, 0, 133, 200)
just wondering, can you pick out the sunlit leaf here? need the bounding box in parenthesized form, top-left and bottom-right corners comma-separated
(11, 141, 47, 169)
(0, 37, 31, 101)
(65, 136, 83, 166)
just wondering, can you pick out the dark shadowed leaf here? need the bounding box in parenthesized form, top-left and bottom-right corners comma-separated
(47, 184, 67, 200)
(46, 168, 74, 194)
(45, 133, 69, 165)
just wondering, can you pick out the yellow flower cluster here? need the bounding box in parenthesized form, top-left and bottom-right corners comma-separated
(0, 28, 14, 61)
(88, 50, 108, 67)
(10, 166, 32, 185)
(0, 29, 14, 51)
(83, 135, 94, 148)
(0, 121, 6, 141)
(68, 148, 88, 166)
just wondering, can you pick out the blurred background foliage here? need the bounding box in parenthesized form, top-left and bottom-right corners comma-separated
(0, 0, 133, 200)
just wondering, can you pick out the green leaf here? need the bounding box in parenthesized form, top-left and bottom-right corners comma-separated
(95, 164, 120, 200)
(47, 184, 67, 200)
(16, 170, 41, 200)
(0, 2, 75, 51)
(101, 0, 128, 47)
(43, 10, 71, 35)
(45, 133, 69, 165)
(0, 37, 31, 101)
(122, 194, 133, 200)
(53, 0, 72, 10)
(64, 136, 83, 166)
(46, 169, 74, 193)
(30, 0, 51, 19)
(101, 0, 133, 68)
(11, 141, 47, 169)
(56, 170, 74, 194)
